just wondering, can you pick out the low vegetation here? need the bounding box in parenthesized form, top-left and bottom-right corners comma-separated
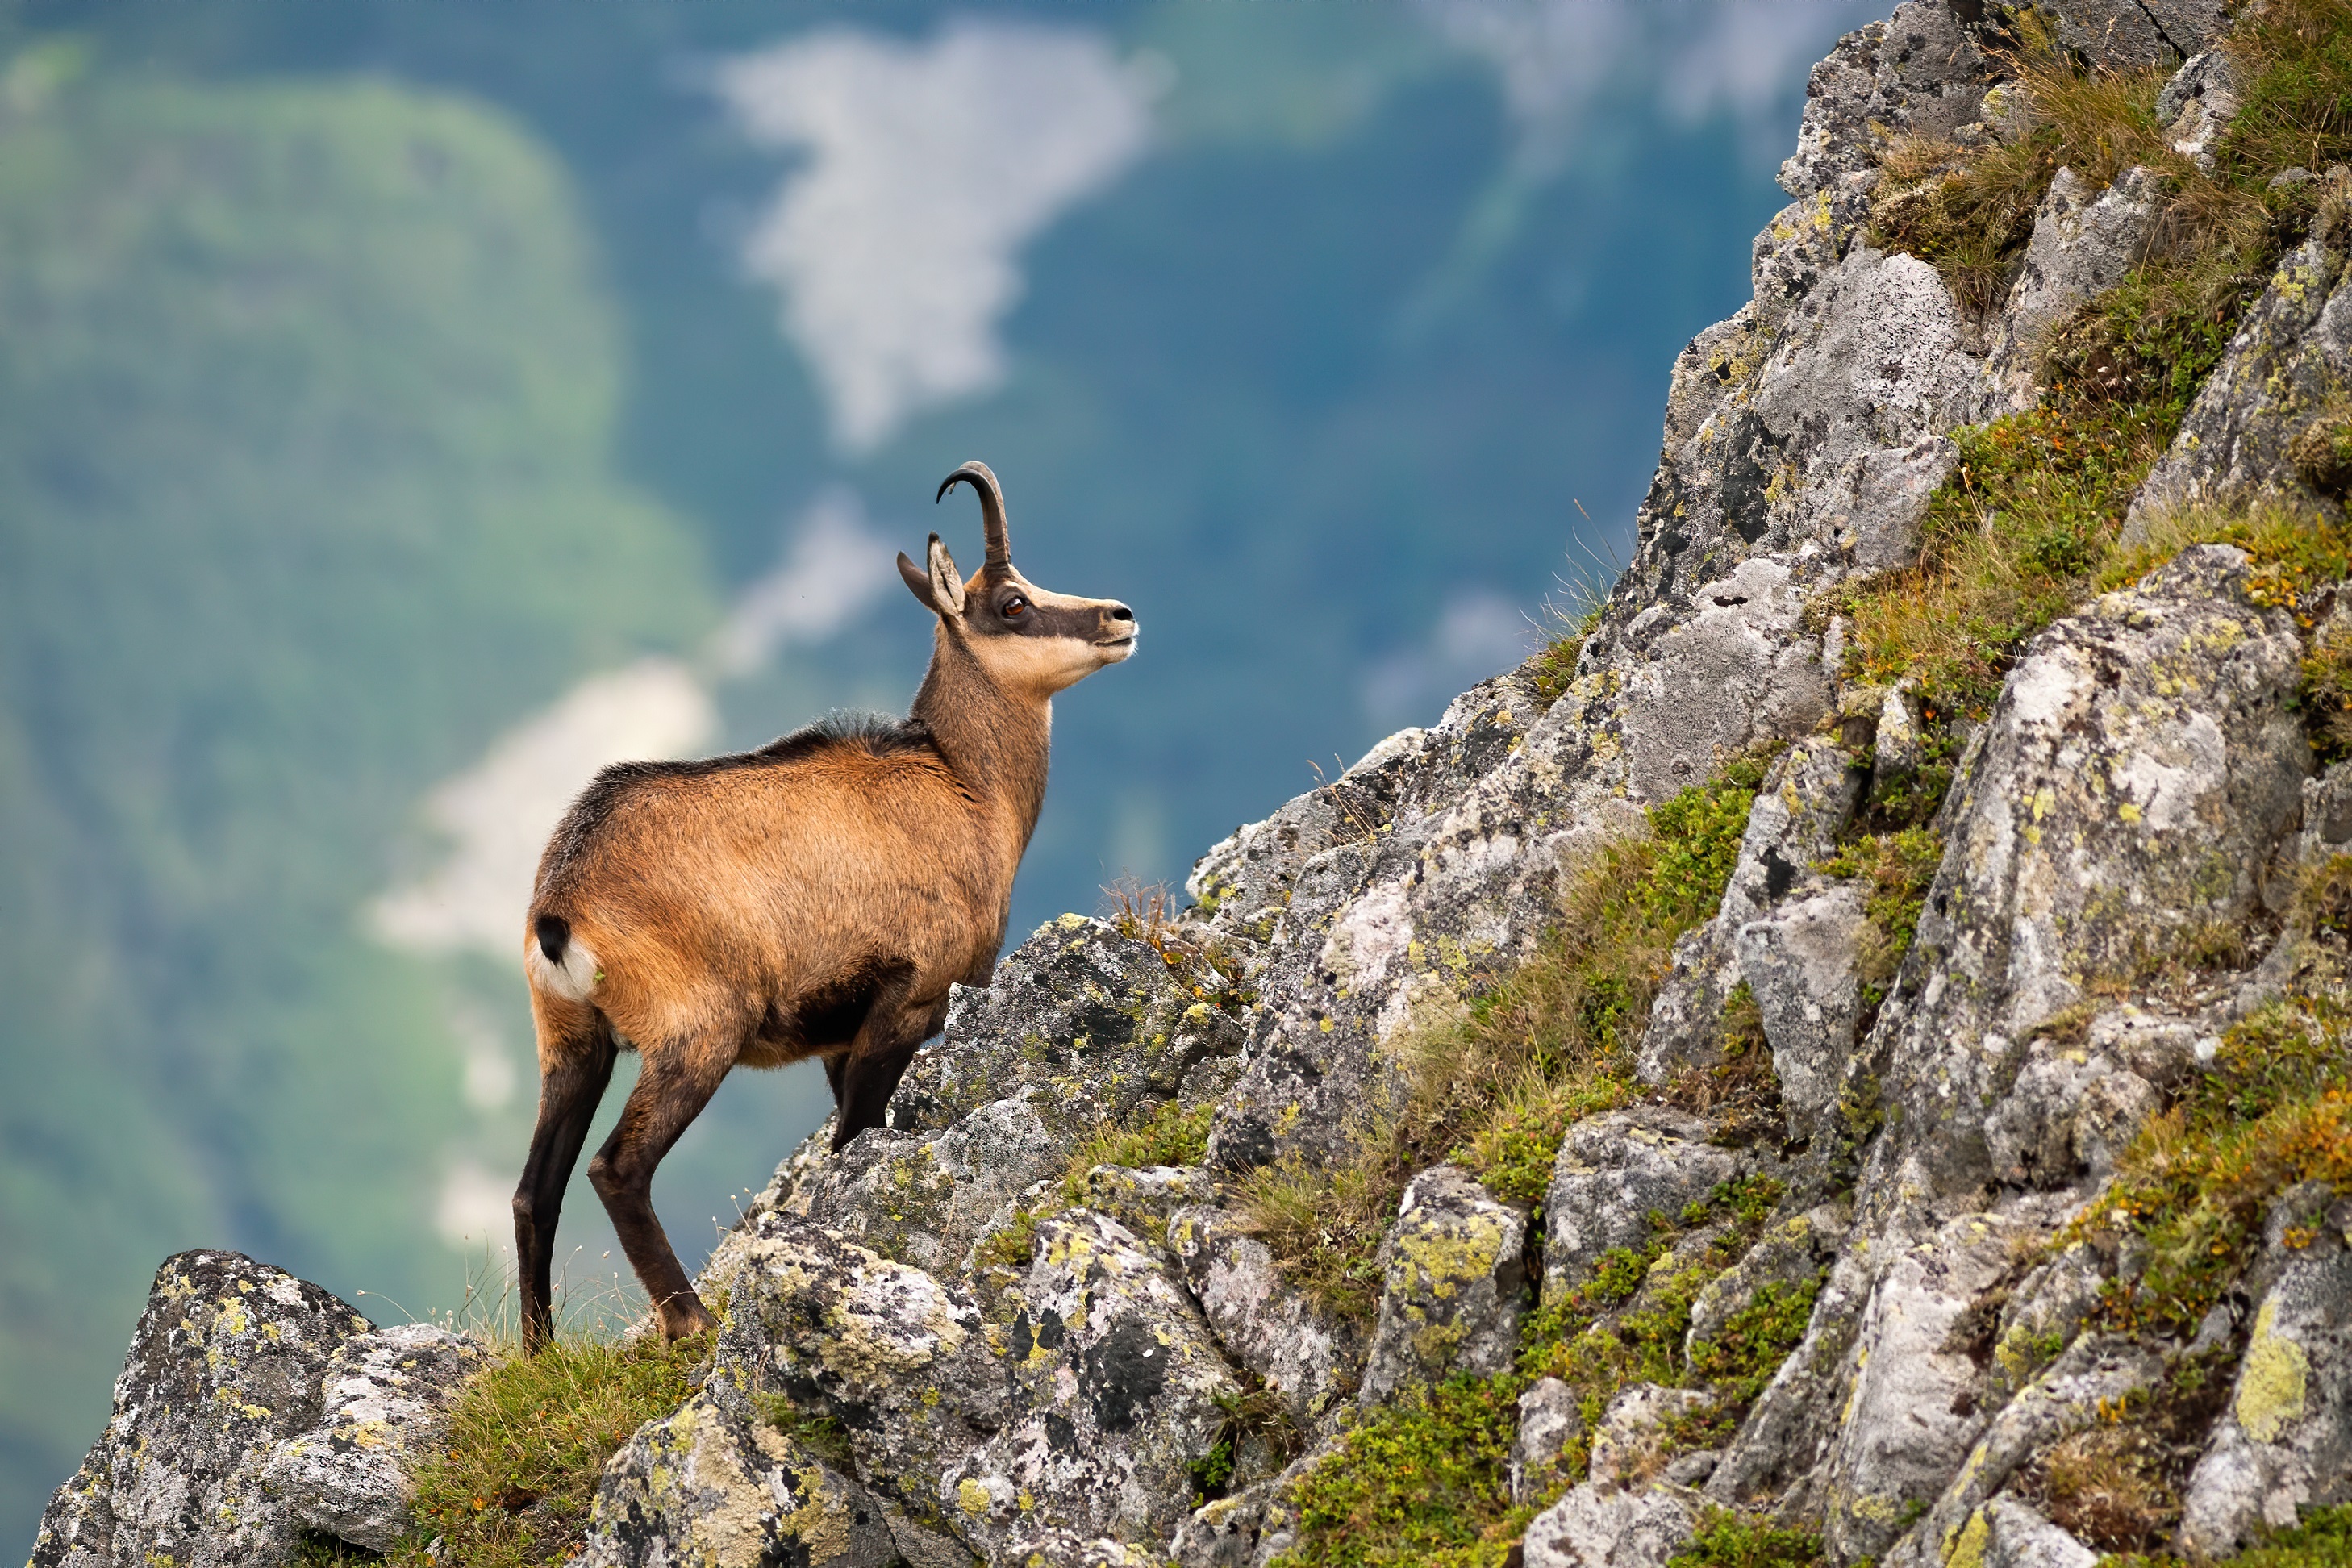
(1274, 1174, 1821, 1568)
(1237, 753, 1776, 1322)
(394, 1331, 707, 1568)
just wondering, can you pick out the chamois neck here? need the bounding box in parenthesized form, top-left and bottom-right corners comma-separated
(910, 628, 1051, 840)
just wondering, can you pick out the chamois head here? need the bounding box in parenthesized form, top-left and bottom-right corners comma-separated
(898, 460, 1136, 697)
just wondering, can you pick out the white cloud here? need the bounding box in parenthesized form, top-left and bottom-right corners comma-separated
(370, 658, 718, 957)
(1417, 0, 1879, 169)
(715, 19, 1159, 453)
(1362, 587, 1536, 733)
(707, 486, 899, 677)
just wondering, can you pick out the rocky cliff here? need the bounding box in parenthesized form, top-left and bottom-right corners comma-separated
(33, 2, 2352, 1566)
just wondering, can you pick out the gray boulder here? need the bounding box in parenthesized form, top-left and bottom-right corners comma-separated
(1868, 547, 2308, 1206)
(943, 1211, 1238, 1557)
(887, 915, 1246, 1140)
(1166, 1205, 1364, 1429)
(2158, 50, 2243, 173)
(1982, 167, 2162, 414)
(1778, 5, 1990, 200)
(1357, 1166, 1529, 1406)
(1512, 1378, 1583, 1507)
(585, 1389, 910, 1568)
(2179, 1198, 2352, 1554)
(1519, 1482, 1696, 1568)
(31, 1250, 373, 1568)
(260, 1323, 486, 1551)
(1543, 1110, 1741, 1303)
(2129, 208, 2352, 531)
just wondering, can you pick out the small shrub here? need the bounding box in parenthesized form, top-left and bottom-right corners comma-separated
(1103, 879, 1257, 1015)
(1818, 827, 1945, 1010)
(2073, 990, 2352, 1338)
(1666, 1508, 1824, 1568)
(2302, 619, 2352, 765)
(1274, 1372, 1527, 1568)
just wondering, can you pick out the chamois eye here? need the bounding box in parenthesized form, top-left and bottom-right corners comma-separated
(1003, 597, 1027, 618)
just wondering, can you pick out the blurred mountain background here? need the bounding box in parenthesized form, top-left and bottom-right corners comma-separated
(0, 0, 1875, 1546)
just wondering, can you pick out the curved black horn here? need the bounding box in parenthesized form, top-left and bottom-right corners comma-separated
(934, 460, 1010, 567)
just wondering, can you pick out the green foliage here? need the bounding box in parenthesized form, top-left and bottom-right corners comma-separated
(1818, 827, 1945, 1008)
(2212, 0, 2352, 189)
(396, 1332, 707, 1568)
(1274, 1373, 1526, 1568)
(1870, 14, 2175, 313)
(1528, 604, 1604, 710)
(1240, 753, 1776, 1320)
(1687, 1278, 1825, 1407)
(1075, 1095, 1218, 1173)
(1840, 399, 2180, 719)
(2073, 990, 2352, 1338)
(1667, 1509, 1824, 1568)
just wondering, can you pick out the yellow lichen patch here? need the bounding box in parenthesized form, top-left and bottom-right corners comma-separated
(957, 1477, 993, 1516)
(1944, 1507, 1991, 1568)
(2237, 1295, 2310, 1444)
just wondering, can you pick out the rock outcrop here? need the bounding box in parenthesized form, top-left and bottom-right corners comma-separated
(41, 5, 2352, 1567)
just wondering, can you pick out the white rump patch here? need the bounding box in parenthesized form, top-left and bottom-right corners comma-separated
(526, 932, 600, 1005)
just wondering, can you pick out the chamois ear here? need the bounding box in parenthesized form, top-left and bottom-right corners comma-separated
(924, 533, 967, 616)
(897, 550, 939, 613)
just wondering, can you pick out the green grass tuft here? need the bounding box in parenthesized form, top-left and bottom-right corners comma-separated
(1236, 753, 1778, 1321)
(1667, 1508, 1824, 1568)
(393, 1332, 707, 1568)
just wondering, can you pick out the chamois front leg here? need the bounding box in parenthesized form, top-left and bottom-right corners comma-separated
(831, 985, 949, 1151)
(586, 1042, 732, 1340)
(514, 1009, 618, 1353)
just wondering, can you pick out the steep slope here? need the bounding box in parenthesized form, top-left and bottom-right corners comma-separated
(31, 2, 2352, 1566)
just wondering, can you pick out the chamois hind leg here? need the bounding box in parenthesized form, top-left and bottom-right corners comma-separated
(587, 1042, 732, 1340)
(514, 1001, 619, 1353)
(831, 979, 947, 1152)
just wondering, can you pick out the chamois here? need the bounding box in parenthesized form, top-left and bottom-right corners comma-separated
(514, 461, 1134, 1347)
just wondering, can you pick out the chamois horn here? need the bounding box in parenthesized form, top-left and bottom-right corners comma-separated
(936, 460, 1011, 568)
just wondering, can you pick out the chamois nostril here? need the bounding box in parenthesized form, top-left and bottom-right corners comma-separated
(1108, 604, 1134, 622)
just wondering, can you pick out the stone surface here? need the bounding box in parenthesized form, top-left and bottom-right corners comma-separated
(1520, 1482, 1696, 1568)
(1975, 1497, 2098, 1568)
(260, 1323, 486, 1552)
(1866, 547, 2309, 1206)
(2158, 50, 2243, 173)
(1543, 1111, 1741, 1303)
(1779, 5, 1990, 200)
(31, 1251, 372, 1568)
(1587, 1385, 1716, 1494)
(586, 1390, 908, 1568)
(1359, 1166, 1529, 1406)
(2179, 1210, 2352, 1554)
(944, 1212, 1239, 1558)
(1734, 882, 1869, 1130)
(1512, 1378, 1583, 1507)
(1982, 167, 2162, 413)
(1167, 1206, 1364, 1429)
(888, 915, 1248, 1139)
(2129, 208, 2352, 531)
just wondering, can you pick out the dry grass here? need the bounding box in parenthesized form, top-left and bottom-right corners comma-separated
(1236, 754, 1774, 1320)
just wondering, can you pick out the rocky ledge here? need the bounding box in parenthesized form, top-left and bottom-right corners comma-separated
(35, 2, 2352, 1566)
